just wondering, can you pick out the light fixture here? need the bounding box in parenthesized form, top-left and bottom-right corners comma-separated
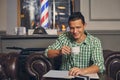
(59, 12, 65, 15)
(57, 6, 66, 9)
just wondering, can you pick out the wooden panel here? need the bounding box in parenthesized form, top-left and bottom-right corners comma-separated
(90, 0, 120, 21)
(80, 0, 120, 30)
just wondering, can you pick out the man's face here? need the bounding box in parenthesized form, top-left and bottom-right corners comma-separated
(69, 19, 85, 41)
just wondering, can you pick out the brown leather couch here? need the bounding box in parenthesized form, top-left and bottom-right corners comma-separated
(25, 53, 52, 80)
(0, 52, 19, 80)
(103, 50, 120, 80)
(0, 50, 120, 80)
(24, 50, 120, 80)
(0, 51, 52, 80)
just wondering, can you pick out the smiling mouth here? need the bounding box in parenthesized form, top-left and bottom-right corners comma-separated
(73, 35, 79, 38)
(73, 33, 78, 36)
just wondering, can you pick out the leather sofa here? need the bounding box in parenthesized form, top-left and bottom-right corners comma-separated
(25, 53, 52, 80)
(103, 50, 120, 80)
(24, 50, 120, 80)
(0, 52, 52, 80)
(0, 50, 120, 80)
(0, 52, 19, 80)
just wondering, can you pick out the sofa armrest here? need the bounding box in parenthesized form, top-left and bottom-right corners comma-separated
(116, 70, 120, 80)
(0, 52, 19, 80)
(103, 50, 120, 80)
(25, 53, 52, 80)
(5, 52, 19, 79)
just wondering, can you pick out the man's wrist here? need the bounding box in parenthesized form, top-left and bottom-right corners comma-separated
(83, 69, 88, 75)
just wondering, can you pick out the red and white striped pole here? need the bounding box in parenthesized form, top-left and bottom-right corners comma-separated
(40, 0, 49, 29)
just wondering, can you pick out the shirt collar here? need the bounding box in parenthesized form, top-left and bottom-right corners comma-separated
(83, 31, 91, 45)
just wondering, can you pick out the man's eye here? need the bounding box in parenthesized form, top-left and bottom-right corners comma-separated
(76, 27, 81, 29)
(70, 26, 81, 30)
(70, 27, 74, 29)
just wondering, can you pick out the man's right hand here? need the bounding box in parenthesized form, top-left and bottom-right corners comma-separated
(60, 46, 71, 55)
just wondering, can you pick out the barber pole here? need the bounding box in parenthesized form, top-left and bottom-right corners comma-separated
(40, 0, 49, 29)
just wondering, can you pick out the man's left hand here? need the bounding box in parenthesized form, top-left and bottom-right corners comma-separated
(69, 67, 86, 76)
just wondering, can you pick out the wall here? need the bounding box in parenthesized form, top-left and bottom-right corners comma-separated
(89, 30, 120, 51)
(0, 33, 120, 53)
(0, 0, 7, 31)
(6, 0, 17, 35)
(80, 0, 120, 30)
(0, 0, 17, 34)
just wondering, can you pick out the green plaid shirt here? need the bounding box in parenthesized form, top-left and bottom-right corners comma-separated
(45, 31, 105, 73)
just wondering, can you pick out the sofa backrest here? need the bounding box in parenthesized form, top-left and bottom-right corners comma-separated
(103, 50, 120, 80)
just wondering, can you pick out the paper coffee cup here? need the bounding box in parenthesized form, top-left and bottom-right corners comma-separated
(71, 46, 80, 54)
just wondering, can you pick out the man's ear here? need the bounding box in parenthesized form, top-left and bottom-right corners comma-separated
(84, 23, 87, 28)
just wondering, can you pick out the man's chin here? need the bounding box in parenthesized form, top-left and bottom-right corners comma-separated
(73, 37, 79, 40)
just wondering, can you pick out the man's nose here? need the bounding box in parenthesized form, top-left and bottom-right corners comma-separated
(73, 28, 77, 33)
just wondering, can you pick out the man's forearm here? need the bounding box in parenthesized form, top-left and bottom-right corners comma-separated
(47, 49, 61, 58)
(83, 65, 99, 74)
(69, 65, 99, 76)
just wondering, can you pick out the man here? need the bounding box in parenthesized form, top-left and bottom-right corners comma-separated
(45, 12, 105, 76)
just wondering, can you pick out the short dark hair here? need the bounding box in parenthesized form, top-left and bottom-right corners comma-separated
(68, 12, 85, 25)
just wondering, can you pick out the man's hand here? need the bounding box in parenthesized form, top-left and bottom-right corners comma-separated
(60, 46, 71, 54)
(69, 65, 99, 76)
(69, 67, 86, 76)
(47, 46, 71, 58)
